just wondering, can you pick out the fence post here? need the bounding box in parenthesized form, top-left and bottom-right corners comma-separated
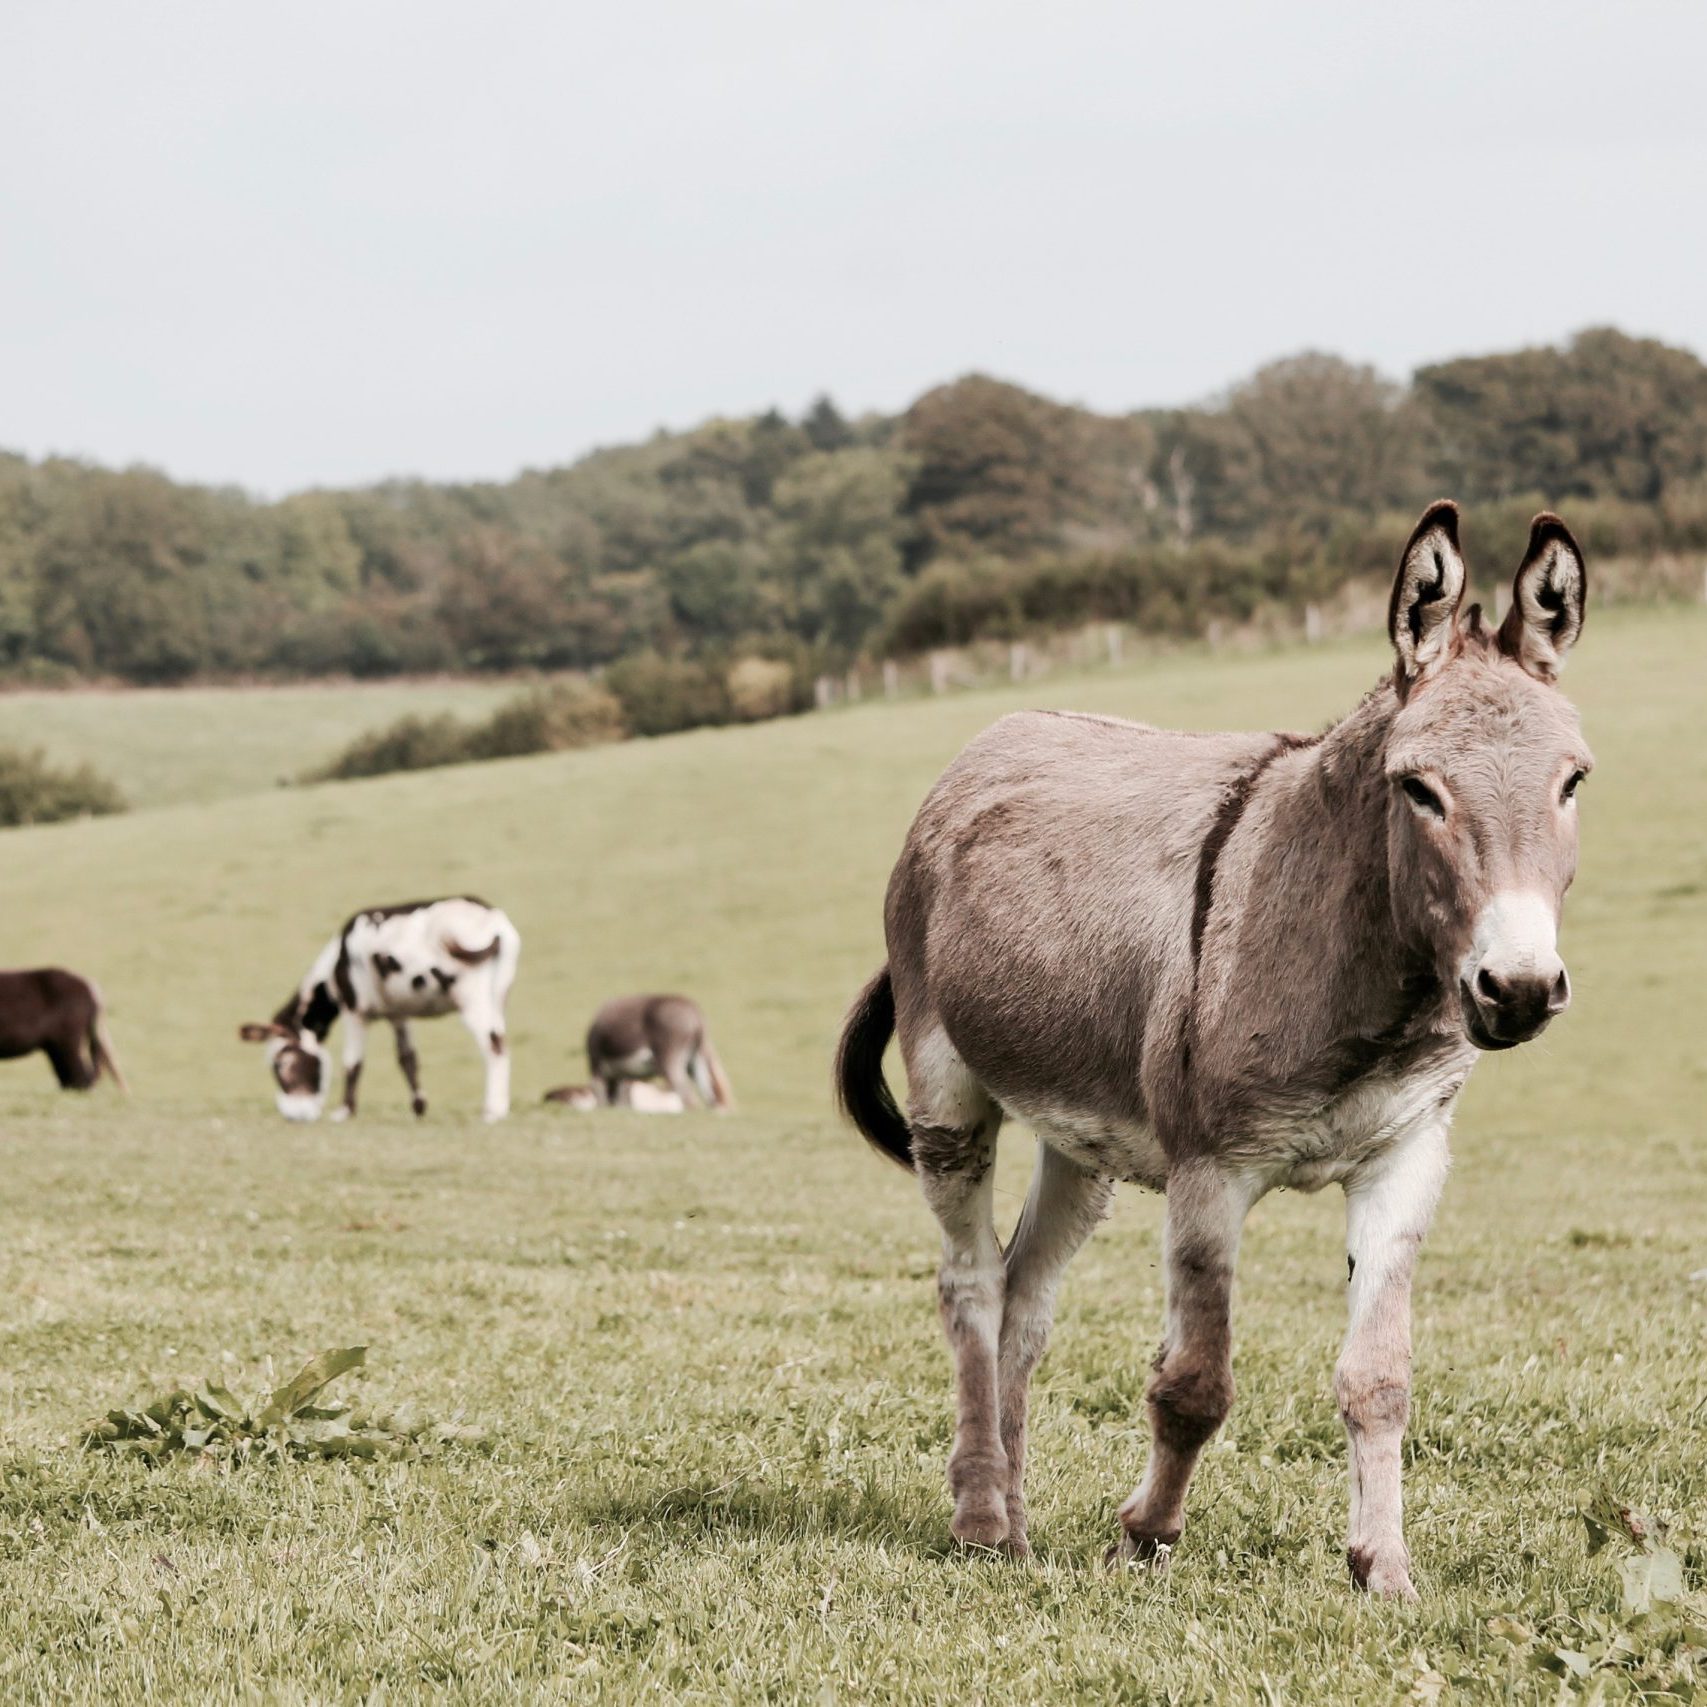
(882, 659, 900, 698)
(1009, 641, 1027, 682)
(1105, 624, 1123, 668)
(930, 651, 950, 695)
(1304, 602, 1323, 643)
(814, 674, 834, 709)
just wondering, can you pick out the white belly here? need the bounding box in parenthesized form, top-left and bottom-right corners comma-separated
(1006, 1099, 1169, 1190)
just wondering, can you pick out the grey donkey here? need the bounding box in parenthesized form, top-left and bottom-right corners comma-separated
(585, 993, 735, 1110)
(836, 501, 1592, 1597)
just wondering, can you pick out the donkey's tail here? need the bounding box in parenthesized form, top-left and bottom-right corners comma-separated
(699, 1036, 736, 1112)
(447, 936, 501, 966)
(833, 967, 911, 1169)
(89, 999, 130, 1094)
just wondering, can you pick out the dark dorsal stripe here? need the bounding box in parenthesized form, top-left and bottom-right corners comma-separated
(1190, 734, 1315, 969)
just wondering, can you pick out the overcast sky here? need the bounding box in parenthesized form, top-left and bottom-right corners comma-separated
(4, 1, 1705, 495)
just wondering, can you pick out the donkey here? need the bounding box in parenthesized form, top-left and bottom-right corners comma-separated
(585, 994, 734, 1110)
(240, 897, 520, 1122)
(835, 502, 1591, 1597)
(0, 968, 128, 1092)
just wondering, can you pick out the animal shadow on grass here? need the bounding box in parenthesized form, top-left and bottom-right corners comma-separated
(581, 1476, 979, 1562)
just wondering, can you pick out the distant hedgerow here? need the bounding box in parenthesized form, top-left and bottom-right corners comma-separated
(306, 679, 626, 782)
(0, 745, 127, 826)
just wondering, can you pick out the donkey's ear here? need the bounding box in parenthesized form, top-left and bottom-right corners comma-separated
(1389, 499, 1468, 685)
(238, 1022, 279, 1043)
(1498, 513, 1586, 681)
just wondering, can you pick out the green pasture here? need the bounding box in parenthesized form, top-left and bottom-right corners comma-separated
(0, 607, 1701, 1700)
(0, 677, 518, 809)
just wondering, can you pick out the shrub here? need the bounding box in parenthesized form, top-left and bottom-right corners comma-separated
(307, 678, 628, 782)
(463, 680, 626, 760)
(603, 653, 732, 738)
(725, 656, 796, 722)
(309, 713, 471, 781)
(0, 746, 127, 826)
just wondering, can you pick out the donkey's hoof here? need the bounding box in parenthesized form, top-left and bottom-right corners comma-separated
(1105, 1532, 1173, 1572)
(1348, 1546, 1417, 1601)
(950, 1492, 1010, 1551)
(999, 1506, 1031, 1560)
(411, 1097, 427, 1118)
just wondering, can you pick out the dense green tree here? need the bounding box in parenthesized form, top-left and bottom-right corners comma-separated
(1415, 328, 1707, 503)
(0, 328, 1701, 686)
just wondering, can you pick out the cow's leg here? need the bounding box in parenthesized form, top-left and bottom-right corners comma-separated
(331, 1014, 366, 1122)
(907, 1030, 1007, 1548)
(1337, 1116, 1450, 1601)
(1112, 1162, 1253, 1566)
(458, 991, 509, 1121)
(391, 1020, 426, 1117)
(996, 1140, 1113, 1556)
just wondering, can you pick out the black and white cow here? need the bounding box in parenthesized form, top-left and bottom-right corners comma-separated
(239, 897, 520, 1122)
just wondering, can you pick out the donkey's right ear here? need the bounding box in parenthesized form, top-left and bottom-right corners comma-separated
(238, 1022, 280, 1043)
(1389, 499, 1468, 688)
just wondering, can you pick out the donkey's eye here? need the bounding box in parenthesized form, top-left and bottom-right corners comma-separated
(1561, 769, 1585, 804)
(1400, 776, 1446, 820)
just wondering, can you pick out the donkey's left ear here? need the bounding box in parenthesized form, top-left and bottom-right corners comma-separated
(1498, 513, 1586, 681)
(1389, 499, 1468, 686)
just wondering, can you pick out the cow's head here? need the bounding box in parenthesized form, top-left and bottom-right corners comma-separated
(239, 983, 337, 1120)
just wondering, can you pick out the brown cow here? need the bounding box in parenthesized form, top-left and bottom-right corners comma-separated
(836, 502, 1592, 1596)
(0, 968, 129, 1092)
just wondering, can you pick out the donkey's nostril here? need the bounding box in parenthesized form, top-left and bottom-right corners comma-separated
(1475, 967, 1504, 1005)
(1548, 968, 1571, 1013)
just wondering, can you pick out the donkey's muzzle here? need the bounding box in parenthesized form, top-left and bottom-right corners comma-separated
(1459, 964, 1570, 1050)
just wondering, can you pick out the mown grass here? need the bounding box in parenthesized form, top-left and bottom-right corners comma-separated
(0, 606, 1701, 1700)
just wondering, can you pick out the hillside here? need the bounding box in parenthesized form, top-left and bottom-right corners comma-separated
(0, 677, 520, 809)
(0, 604, 1698, 1132)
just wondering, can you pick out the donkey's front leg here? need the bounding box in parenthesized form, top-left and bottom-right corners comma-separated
(1337, 1118, 1450, 1600)
(1112, 1162, 1252, 1565)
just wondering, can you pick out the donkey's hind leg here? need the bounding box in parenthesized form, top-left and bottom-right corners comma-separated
(658, 1046, 701, 1109)
(907, 1028, 1008, 1549)
(998, 1141, 1113, 1556)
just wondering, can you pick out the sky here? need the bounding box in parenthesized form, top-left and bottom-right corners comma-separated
(4, 0, 1706, 496)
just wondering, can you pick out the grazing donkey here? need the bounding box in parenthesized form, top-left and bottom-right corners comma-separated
(585, 994, 734, 1110)
(0, 968, 128, 1092)
(240, 897, 520, 1122)
(836, 503, 1592, 1596)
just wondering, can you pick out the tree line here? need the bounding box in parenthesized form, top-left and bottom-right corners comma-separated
(3, 326, 1705, 687)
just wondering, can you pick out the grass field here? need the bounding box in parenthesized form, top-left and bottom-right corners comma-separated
(0, 608, 1702, 1700)
(0, 677, 518, 809)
